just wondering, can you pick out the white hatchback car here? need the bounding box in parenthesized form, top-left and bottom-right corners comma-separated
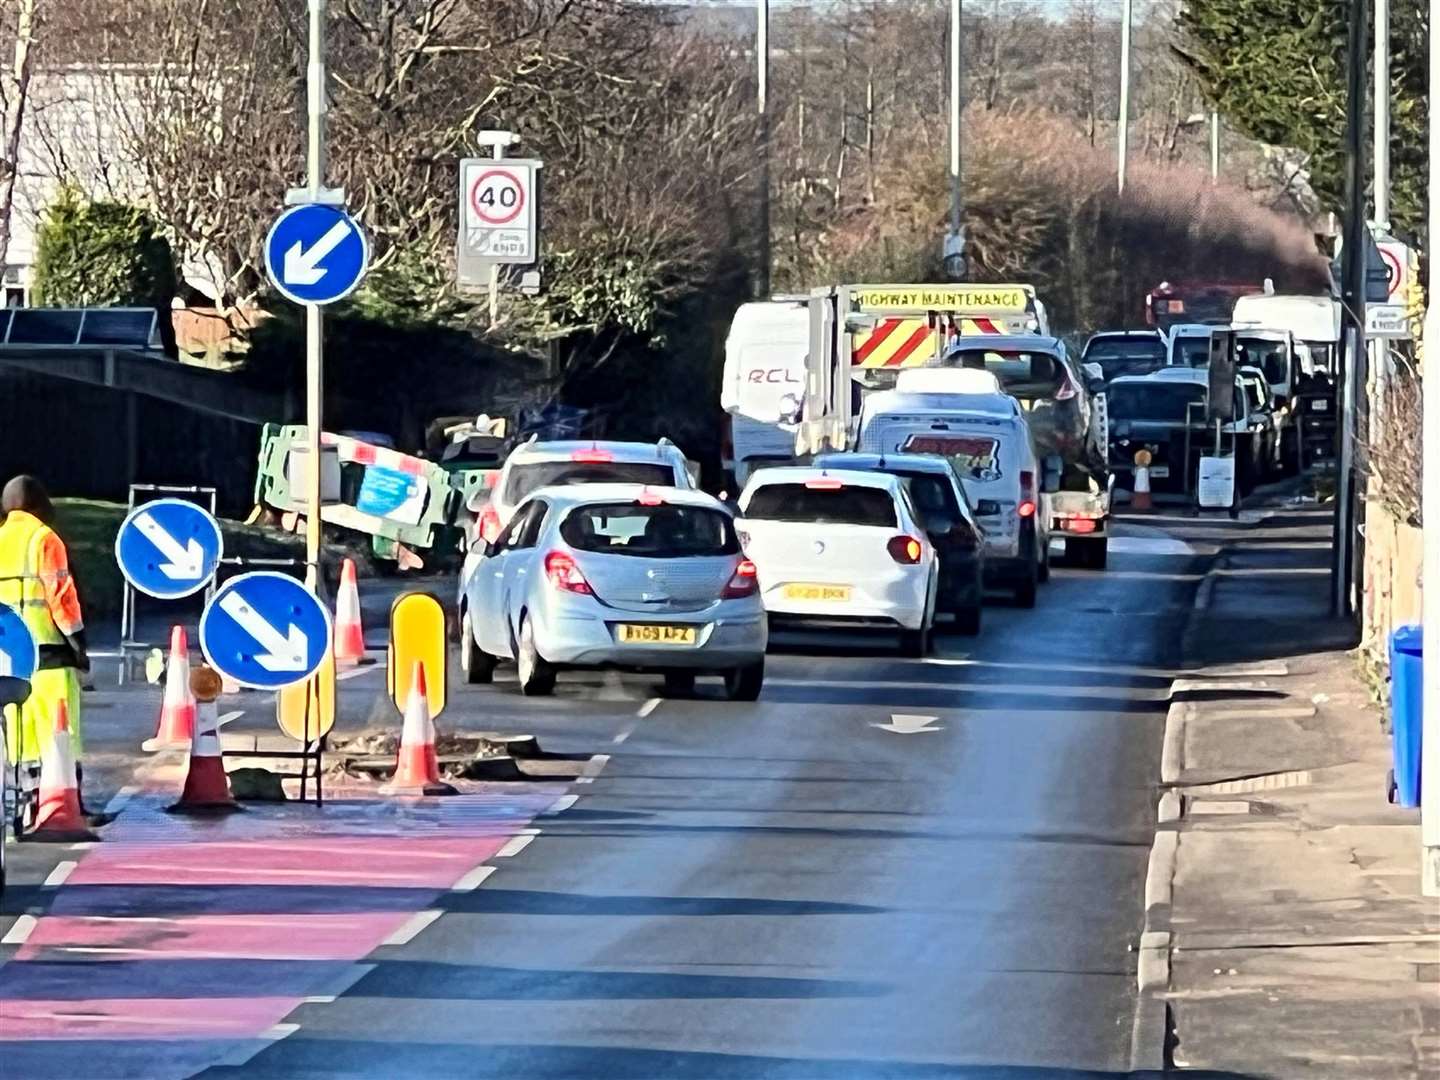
(459, 485, 767, 699)
(736, 467, 939, 656)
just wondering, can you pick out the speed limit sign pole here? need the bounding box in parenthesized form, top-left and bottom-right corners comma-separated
(480, 133, 512, 323)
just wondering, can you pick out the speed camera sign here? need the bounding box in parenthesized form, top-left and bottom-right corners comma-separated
(458, 157, 541, 283)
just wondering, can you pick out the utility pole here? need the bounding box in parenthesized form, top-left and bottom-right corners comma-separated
(1421, 0, 1440, 900)
(1116, 0, 1132, 194)
(756, 0, 771, 298)
(943, 0, 966, 279)
(1332, 0, 1367, 618)
(303, 0, 327, 592)
(1209, 111, 1220, 183)
(1372, 0, 1390, 229)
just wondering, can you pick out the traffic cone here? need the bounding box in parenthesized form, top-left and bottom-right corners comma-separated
(380, 661, 456, 797)
(1131, 465, 1153, 511)
(168, 696, 239, 814)
(29, 700, 97, 842)
(144, 625, 195, 751)
(334, 558, 366, 666)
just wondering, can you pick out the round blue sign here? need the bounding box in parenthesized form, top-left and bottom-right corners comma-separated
(264, 203, 369, 306)
(0, 602, 36, 681)
(115, 498, 224, 600)
(200, 572, 332, 690)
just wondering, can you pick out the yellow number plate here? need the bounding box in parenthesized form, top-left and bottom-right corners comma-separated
(617, 624, 698, 645)
(782, 583, 853, 602)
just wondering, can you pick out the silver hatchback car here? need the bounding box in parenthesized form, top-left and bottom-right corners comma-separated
(458, 484, 767, 700)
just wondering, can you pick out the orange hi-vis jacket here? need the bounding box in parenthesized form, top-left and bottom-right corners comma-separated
(0, 509, 84, 648)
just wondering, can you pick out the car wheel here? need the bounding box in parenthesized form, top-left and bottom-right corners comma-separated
(723, 660, 764, 702)
(516, 615, 555, 697)
(459, 609, 496, 685)
(1014, 564, 1038, 608)
(663, 670, 696, 697)
(899, 618, 932, 657)
(954, 602, 981, 636)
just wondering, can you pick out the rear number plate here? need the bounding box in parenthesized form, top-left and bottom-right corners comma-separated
(783, 583, 853, 602)
(1148, 465, 1170, 478)
(617, 624, 697, 645)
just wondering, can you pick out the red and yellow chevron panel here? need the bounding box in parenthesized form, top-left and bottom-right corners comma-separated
(852, 318, 937, 368)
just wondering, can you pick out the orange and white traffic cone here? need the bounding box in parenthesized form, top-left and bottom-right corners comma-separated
(30, 700, 97, 842)
(333, 557, 365, 666)
(380, 661, 455, 797)
(144, 625, 196, 751)
(168, 672, 239, 814)
(1131, 465, 1153, 511)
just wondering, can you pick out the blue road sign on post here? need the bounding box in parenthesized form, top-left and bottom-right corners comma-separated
(200, 572, 332, 690)
(0, 602, 36, 680)
(264, 204, 369, 306)
(115, 498, 224, 600)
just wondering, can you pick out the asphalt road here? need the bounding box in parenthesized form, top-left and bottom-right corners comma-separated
(170, 526, 1207, 1079)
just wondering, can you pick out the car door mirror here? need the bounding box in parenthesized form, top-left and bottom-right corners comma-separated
(975, 499, 1002, 517)
(1041, 454, 1063, 494)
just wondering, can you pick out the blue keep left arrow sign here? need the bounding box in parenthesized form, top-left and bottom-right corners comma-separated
(115, 498, 224, 600)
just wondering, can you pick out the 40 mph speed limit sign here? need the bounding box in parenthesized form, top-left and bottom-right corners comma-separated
(458, 157, 541, 284)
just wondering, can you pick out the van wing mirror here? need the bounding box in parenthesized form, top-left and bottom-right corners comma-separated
(1040, 454, 1063, 494)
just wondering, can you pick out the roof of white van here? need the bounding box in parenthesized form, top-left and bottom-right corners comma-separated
(861, 387, 1021, 420)
(1231, 293, 1340, 343)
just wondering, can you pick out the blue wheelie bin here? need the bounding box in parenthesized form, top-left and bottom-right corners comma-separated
(1388, 626, 1423, 807)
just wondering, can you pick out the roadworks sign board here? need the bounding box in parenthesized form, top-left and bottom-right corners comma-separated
(458, 157, 542, 284)
(853, 285, 1031, 313)
(387, 591, 447, 720)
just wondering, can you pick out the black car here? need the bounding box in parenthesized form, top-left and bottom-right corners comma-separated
(813, 451, 985, 635)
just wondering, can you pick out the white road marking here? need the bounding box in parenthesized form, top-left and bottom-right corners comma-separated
(637, 697, 662, 717)
(216, 710, 245, 727)
(103, 785, 139, 815)
(381, 909, 443, 946)
(43, 861, 77, 887)
(495, 831, 536, 858)
(449, 865, 497, 893)
(337, 666, 377, 682)
(2, 915, 37, 945)
(612, 727, 635, 744)
(543, 793, 579, 815)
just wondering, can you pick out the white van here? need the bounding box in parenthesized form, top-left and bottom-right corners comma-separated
(1230, 293, 1341, 372)
(857, 384, 1055, 607)
(720, 299, 809, 489)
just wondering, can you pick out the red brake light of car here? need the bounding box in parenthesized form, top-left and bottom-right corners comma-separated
(1017, 500, 1037, 518)
(887, 535, 924, 564)
(805, 477, 843, 490)
(721, 558, 759, 598)
(1054, 373, 1079, 401)
(1060, 517, 1095, 533)
(637, 488, 663, 506)
(477, 503, 502, 544)
(571, 448, 613, 463)
(543, 551, 593, 595)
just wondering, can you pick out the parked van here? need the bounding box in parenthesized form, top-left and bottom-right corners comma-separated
(857, 381, 1057, 607)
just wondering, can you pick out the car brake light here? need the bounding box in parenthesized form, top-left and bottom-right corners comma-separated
(543, 550, 593, 595)
(1061, 517, 1096, 533)
(805, 477, 843, 490)
(722, 558, 759, 598)
(887, 535, 923, 564)
(1018, 500, 1037, 518)
(1055, 374, 1078, 401)
(477, 503, 502, 544)
(637, 488, 663, 506)
(571, 448, 613, 463)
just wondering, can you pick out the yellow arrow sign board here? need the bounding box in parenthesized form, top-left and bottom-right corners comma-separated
(387, 591, 447, 719)
(853, 284, 1032, 313)
(276, 647, 336, 742)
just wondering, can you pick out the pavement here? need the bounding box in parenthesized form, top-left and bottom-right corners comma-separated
(0, 511, 1331, 1079)
(1141, 495, 1440, 1079)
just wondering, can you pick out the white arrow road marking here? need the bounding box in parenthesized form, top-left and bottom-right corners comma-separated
(218, 590, 308, 672)
(134, 511, 206, 580)
(872, 713, 942, 734)
(283, 220, 352, 286)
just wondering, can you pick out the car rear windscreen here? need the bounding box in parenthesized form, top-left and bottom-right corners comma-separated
(1084, 338, 1166, 379)
(1109, 383, 1207, 423)
(939, 349, 1064, 399)
(744, 484, 898, 527)
(561, 503, 738, 557)
(505, 461, 674, 503)
(902, 434, 1002, 482)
